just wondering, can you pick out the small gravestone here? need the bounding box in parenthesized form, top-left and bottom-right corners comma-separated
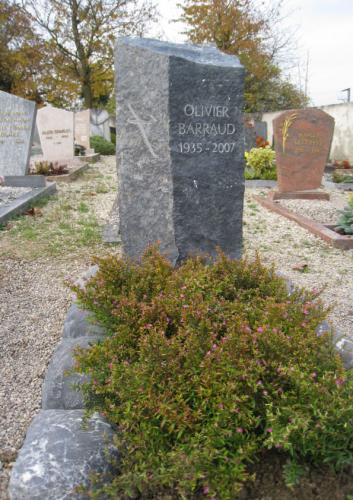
(37, 106, 74, 162)
(75, 109, 91, 150)
(272, 108, 334, 199)
(90, 109, 111, 141)
(0, 90, 36, 176)
(114, 37, 245, 263)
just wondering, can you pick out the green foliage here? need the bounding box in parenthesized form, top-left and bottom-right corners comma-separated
(70, 247, 353, 498)
(335, 196, 353, 234)
(90, 135, 115, 155)
(245, 146, 277, 180)
(332, 171, 353, 184)
(32, 161, 68, 176)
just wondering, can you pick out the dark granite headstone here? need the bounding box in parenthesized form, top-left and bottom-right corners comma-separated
(0, 90, 36, 176)
(114, 38, 245, 264)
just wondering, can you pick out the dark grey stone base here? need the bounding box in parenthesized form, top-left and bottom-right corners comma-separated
(42, 336, 104, 410)
(63, 303, 105, 339)
(0, 182, 57, 226)
(4, 175, 46, 188)
(9, 410, 119, 500)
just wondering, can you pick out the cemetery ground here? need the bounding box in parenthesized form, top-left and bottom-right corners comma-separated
(1, 160, 353, 498)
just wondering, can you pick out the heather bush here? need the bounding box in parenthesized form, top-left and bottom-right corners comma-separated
(71, 247, 353, 499)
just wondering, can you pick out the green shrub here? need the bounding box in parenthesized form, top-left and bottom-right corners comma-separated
(90, 135, 115, 155)
(71, 247, 353, 499)
(332, 171, 353, 184)
(335, 196, 353, 234)
(245, 146, 277, 180)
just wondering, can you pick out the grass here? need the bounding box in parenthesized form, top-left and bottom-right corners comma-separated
(0, 162, 118, 260)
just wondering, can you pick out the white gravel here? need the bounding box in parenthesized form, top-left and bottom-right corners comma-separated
(0, 187, 32, 208)
(0, 157, 117, 499)
(279, 192, 348, 224)
(244, 188, 353, 344)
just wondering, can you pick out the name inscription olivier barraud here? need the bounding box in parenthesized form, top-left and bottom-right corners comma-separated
(177, 103, 237, 154)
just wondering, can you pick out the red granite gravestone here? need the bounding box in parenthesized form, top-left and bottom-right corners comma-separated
(272, 108, 334, 199)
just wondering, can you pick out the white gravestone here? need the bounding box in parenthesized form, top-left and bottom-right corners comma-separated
(37, 106, 74, 162)
(0, 90, 36, 176)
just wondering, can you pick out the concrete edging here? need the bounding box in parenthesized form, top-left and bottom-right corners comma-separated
(0, 182, 57, 226)
(253, 194, 353, 250)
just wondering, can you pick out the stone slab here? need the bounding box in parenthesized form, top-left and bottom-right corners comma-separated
(4, 175, 46, 188)
(115, 37, 245, 263)
(268, 190, 330, 201)
(273, 108, 334, 192)
(0, 182, 56, 226)
(9, 409, 119, 500)
(37, 106, 74, 162)
(0, 90, 36, 176)
(42, 336, 103, 410)
(63, 303, 105, 339)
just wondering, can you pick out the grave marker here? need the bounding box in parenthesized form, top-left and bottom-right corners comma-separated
(0, 90, 36, 176)
(273, 108, 334, 196)
(37, 106, 74, 162)
(114, 37, 245, 264)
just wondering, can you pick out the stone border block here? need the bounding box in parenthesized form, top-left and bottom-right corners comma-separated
(63, 303, 105, 339)
(9, 410, 119, 500)
(0, 182, 57, 226)
(4, 176, 46, 188)
(42, 336, 103, 410)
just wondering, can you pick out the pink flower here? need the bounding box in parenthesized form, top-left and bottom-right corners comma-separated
(108, 362, 113, 370)
(303, 309, 309, 315)
(335, 377, 345, 386)
(218, 403, 224, 410)
(266, 428, 273, 433)
(311, 372, 317, 379)
(236, 427, 243, 433)
(211, 343, 217, 351)
(203, 486, 209, 495)
(257, 327, 264, 333)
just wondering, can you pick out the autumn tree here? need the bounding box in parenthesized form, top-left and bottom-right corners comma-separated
(178, 0, 308, 112)
(0, 0, 44, 100)
(21, 0, 158, 108)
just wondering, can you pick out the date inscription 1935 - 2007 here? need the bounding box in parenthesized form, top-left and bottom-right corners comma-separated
(177, 103, 237, 154)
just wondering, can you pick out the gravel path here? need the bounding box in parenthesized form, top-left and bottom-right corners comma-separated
(244, 188, 353, 344)
(0, 157, 118, 499)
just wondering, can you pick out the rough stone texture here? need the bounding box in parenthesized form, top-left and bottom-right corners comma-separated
(335, 337, 353, 370)
(273, 108, 334, 192)
(42, 336, 103, 410)
(0, 90, 36, 176)
(74, 110, 91, 150)
(115, 37, 245, 263)
(9, 410, 119, 500)
(63, 303, 105, 339)
(36, 106, 74, 162)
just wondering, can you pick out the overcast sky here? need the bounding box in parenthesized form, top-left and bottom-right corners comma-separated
(152, 0, 353, 107)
